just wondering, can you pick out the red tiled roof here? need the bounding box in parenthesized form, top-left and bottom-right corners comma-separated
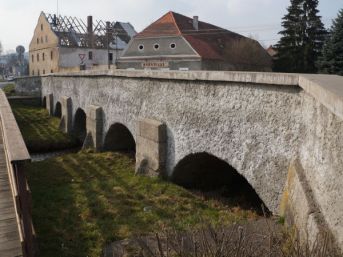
(136, 11, 182, 37)
(135, 11, 271, 67)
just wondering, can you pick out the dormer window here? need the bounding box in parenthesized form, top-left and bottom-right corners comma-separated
(153, 43, 160, 50)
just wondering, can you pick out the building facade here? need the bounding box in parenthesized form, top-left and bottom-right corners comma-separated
(118, 12, 271, 71)
(29, 12, 136, 75)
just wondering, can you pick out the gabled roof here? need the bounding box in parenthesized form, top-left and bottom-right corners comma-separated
(136, 11, 228, 38)
(135, 11, 271, 66)
(43, 12, 136, 49)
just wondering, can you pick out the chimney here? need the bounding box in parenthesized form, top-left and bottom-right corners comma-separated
(193, 16, 199, 31)
(87, 16, 93, 34)
(87, 16, 94, 48)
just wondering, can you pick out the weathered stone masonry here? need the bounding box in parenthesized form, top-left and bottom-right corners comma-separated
(15, 70, 343, 252)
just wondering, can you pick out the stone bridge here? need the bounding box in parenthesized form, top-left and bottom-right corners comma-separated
(15, 70, 343, 252)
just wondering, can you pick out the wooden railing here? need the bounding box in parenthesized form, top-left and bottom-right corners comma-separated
(0, 90, 35, 257)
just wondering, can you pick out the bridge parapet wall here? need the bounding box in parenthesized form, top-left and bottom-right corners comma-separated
(15, 76, 42, 96)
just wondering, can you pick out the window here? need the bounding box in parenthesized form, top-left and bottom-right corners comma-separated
(32, 70, 34, 76)
(170, 43, 176, 49)
(138, 44, 144, 51)
(32, 55, 34, 62)
(43, 69, 45, 75)
(41, 37, 43, 43)
(88, 51, 93, 60)
(153, 43, 160, 50)
(50, 51, 53, 60)
(45, 35, 48, 43)
(43, 53, 45, 61)
(37, 38, 39, 44)
(37, 53, 39, 62)
(108, 53, 113, 62)
(51, 70, 53, 73)
(38, 70, 40, 76)
(41, 24, 43, 31)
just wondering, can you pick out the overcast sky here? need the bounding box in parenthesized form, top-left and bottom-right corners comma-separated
(0, 0, 342, 52)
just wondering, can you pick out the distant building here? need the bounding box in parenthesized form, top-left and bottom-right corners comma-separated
(0, 52, 29, 77)
(29, 12, 136, 75)
(266, 45, 277, 58)
(118, 11, 271, 71)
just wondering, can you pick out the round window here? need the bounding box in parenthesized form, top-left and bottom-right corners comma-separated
(170, 43, 176, 49)
(138, 44, 144, 51)
(153, 43, 160, 50)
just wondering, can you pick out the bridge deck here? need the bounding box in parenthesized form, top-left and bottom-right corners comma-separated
(0, 120, 22, 257)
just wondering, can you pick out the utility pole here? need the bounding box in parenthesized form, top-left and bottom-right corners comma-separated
(106, 21, 111, 70)
(114, 31, 118, 68)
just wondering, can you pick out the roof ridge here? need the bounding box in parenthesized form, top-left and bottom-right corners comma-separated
(169, 11, 182, 35)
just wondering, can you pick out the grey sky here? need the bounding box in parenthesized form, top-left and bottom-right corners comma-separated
(0, 0, 342, 52)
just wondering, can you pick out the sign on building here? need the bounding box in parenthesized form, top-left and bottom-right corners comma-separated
(142, 61, 169, 68)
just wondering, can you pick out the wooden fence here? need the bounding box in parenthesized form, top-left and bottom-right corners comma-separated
(0, 90, 35, 257)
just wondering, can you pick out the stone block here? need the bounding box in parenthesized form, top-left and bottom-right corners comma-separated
(136, 136, 166, 170)
(60, 96, 72, 134)
(135, 118, 166, 175)
(280, 160, 333, 248)
(86, 105, 103, 151)
(46, 94, 53, 116)
(137, 118, 166, 143)
(87, 105, 103, 121)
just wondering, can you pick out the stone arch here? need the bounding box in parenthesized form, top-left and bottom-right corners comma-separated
(171, 152, 269, 214)
(103, 123, 135, 153)
(73, 108, 87, 143)
(54, 101, 62, 118)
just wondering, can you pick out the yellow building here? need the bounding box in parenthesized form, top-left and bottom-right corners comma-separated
(29, 12, 136, 75)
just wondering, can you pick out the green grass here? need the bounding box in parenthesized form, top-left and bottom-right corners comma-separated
(26, 151, 259, 257)
(10, 101, 79, 152)
(2, 83, 16, 96)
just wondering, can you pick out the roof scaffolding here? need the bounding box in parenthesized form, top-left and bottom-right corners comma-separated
(45, 13, 136, 49)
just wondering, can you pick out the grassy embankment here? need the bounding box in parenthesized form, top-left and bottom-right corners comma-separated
(2, 83, 16, 96)
(26, 151, 259, 257)
(10, 101, 79, 152)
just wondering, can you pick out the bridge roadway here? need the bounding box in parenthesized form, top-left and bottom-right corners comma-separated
(0, 118, 22, 256)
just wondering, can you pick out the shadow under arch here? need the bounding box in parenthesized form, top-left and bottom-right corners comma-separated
(73, 108, 87, 143)
(42, 96, 46, 108)
(54, 101, 62, 118)
(103, 123, 136, 153)
(171, 152, 269, 214)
